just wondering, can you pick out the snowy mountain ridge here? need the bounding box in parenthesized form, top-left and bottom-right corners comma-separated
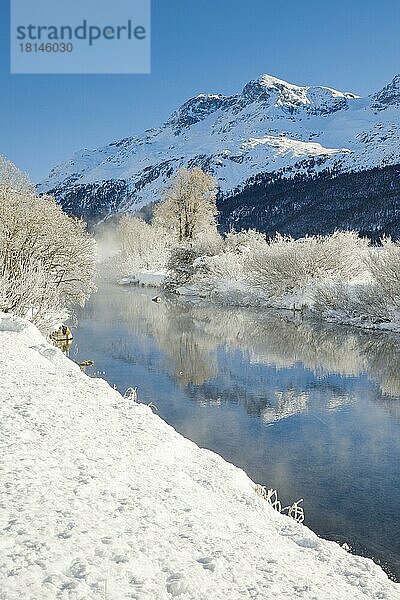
(38, 73, 400, 223)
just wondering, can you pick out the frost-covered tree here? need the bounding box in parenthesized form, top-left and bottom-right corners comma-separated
(116, 215, 170, 271)
(0, 156, 96, 332)
(154, 168, 218, 242)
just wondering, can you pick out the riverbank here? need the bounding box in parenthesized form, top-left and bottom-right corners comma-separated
(118, 269, 400, 335)
(0, 312, 398, 599)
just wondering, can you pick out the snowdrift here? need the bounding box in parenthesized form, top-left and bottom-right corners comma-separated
(0, 313, 398, 599)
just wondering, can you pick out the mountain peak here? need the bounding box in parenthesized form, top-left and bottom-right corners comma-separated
(256, 74, 354, 98)
(240, 74, 309, 108)
(373, 75, 400, 107)
(258, 74, 300, 89)
(240, 74, 356, 113)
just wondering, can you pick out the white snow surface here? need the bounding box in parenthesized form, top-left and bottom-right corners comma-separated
(118, 270, 166, 288)
(38, 73, 400, 215)
(0, 313, 399, 600)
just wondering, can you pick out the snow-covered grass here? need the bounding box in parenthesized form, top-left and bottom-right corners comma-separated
(1, 312, 398, 599)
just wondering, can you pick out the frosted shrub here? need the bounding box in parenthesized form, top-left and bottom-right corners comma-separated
(0, 156, 96, 332)
(313, 281, 391, 323)
(314, 238, 400, 323)
(190, 229, 224, 257)
(251, 232, 369, 300)
(163, 244, 199, 291)
(165, 230, 371, 307)
(251, 234, 317, 300)
(224, 229, 267, 254)
(195, 251, 248, 283)
(189, 230, 267, 292)
(366, 239, 400, 310)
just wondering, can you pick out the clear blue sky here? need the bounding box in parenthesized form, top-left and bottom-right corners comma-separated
(1, 0, 399, 182)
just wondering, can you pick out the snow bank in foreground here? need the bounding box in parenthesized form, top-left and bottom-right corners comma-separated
(0, 313, 398, 600)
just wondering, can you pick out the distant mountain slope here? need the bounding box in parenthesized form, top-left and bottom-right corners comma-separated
(218, 164, 400, 239)
(38, 74, 400, 234)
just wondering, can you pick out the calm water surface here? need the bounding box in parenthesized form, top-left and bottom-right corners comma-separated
(72, 282, 400, 581)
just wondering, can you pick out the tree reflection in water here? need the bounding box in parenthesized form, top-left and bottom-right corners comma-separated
(80, 283, 400, 417)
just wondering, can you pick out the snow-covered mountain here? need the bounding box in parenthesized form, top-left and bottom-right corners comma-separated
(38, 74, 400, 230)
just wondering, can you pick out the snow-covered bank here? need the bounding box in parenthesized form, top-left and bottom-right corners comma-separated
(118, 270, 166, 288)
(109, 229, 400, 334)
(0, 314, 398, 599)
(174, 280, 400, 334)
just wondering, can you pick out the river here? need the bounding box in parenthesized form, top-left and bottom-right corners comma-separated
(71, 282, 400, 581)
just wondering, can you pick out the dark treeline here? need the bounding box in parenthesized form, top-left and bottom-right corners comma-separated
(218, 164, 400, 241)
